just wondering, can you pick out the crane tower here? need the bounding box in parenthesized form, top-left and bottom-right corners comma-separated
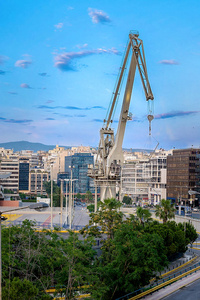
(88, 31, 154, 202)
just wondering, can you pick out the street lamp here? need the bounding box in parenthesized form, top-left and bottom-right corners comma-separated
(71, 179, 78, 224)
(64, 179, 70, 226)
(0, 202, 48, 300)
(68, 166, 75, 230)
(50, 163, 53, 230)
(59, 179, 64, 228)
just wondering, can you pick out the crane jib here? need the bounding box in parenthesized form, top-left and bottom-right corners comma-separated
(88, 31, 154, 202)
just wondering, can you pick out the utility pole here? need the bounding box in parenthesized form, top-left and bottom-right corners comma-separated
(60, 179, 63, 228)
(64, 179, 69, 226)
(95, 184, 97, 212)
(69, 166, 74, 230)
(51, 164, 53, 230)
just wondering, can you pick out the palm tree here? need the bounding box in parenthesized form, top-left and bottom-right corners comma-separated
(136, 206, 152, 225)
(155, 199, 176, 223)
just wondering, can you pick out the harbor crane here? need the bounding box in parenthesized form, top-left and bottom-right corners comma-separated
(88, 31, 154, 202)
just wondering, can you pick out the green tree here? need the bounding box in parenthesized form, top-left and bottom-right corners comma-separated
(1, 220, 96, 299)
(85, 190, 93, 203)
(90, 222, 168, 299)
(80, 198, 123, 240)
(76, 193, 81, 200)
(155, 199, 176, 223)
(87, 204, 95, 213)
(2, 278, 39, 300)
(136, 207, 152, 225)
(43, 181, 60, 206)
(122, 195, 132, 205)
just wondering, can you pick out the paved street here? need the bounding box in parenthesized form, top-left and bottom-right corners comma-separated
(144, 271, 200, 300)
(2, 205, 90, 228)
(162, 278, 200, 300)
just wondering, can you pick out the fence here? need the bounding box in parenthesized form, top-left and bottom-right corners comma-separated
(116, 258, 200, 300)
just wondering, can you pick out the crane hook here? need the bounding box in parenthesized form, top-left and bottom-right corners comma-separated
(147, 114, 154, 136)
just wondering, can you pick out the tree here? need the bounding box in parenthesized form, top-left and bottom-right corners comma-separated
(136, 207, 152, 225)
(90, 222, 168, 299)
(2, 220, 96, 299)
(76, 193, 81, 200)
(80, 198, 123, 240)
(122, 195, 132, 205)
(85, 190, 93, 203)
(155, 199, 176, 223)
(43, 181, 60, 206)
(2, 278, 40, 300)
(87, 204, 95, 213)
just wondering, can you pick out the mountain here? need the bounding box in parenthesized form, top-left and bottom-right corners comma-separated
(0, 141, 152, 153)
(0, 141, 59, 152)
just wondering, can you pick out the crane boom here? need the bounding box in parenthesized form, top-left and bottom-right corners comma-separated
(88, 31, 154, 202)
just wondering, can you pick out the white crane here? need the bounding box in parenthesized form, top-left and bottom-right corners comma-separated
(88, 31, 154, 202)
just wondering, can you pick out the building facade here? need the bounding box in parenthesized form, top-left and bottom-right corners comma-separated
(65, 153, 94, 193)
(29, 171, 49, 195)
(19, 159, 29, 192)
(167, 148, 200, 206)
(0, 158, 19, 192)
(121, 150, 170, 205)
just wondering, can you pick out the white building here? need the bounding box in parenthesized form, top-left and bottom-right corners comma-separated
(121, 149, 172, 205)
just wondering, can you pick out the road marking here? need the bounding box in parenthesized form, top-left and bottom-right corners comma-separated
(3, 214, 22, 223)
(42, 214, 56, 226)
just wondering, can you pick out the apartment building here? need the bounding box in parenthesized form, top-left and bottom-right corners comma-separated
(121, 149, 171, 205)
(0, 158, 19, 192)
(19, 159, 29, 192)
(65, 153, 94, 193)
(29, 170, 49, 194)
(167, 148, 200, 206)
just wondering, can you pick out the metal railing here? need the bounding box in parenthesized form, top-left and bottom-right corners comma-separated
(116, 259, 200, 300)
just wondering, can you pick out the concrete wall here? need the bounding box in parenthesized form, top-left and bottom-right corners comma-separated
(0, 200, 19, 207)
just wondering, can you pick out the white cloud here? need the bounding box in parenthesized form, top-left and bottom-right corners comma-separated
(159, 59, 179, 65)
(88, 8, 111, 24)
(54, 48, 120, 71)
(15, 60, 32, 69)
(54, 23, 64, 29)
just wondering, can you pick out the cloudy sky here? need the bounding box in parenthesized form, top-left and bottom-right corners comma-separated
(1, 0, 200, 150)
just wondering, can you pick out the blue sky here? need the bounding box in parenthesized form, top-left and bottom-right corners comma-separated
(1, 0, 200, 150)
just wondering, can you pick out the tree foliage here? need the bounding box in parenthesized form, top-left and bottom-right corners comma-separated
(155, 199, 176, 223)
(136, 206, 152, 225)
(1, 197, 198, 300)
(85, 190, 93, 203)
(122, 195, 132, 205)
(80, 198, 123, 240)
(2, 220, 96, 299)
(43, 181, 61, 207)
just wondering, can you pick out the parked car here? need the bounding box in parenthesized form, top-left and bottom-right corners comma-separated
(193, 207, 199, 212)
(185, 211, 192, 216)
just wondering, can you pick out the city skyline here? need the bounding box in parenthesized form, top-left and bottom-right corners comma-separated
(1, 0, 200, 150)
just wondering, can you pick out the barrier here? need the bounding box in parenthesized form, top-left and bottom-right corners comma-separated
(116, 258, 200, 300)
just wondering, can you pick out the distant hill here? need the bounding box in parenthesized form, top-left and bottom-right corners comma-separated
(0, 141, 59, 152)
(0, 141, 152, 153)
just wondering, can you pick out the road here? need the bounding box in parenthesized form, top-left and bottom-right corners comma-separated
(162, 278, 200, 300)
(2, 205, 90, 229)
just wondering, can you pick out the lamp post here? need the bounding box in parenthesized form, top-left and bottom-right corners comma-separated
(71, 179, 78, 224)
(64, 179, 70, 226)
(0, 202, 48, 300)
(95, 183, 97, 213)
(59, 179, 64, 229)
(69, 166, 75, 230)
(50, 163, 53, 230)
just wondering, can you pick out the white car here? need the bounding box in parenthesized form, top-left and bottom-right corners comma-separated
(193, 208, 199, 212)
